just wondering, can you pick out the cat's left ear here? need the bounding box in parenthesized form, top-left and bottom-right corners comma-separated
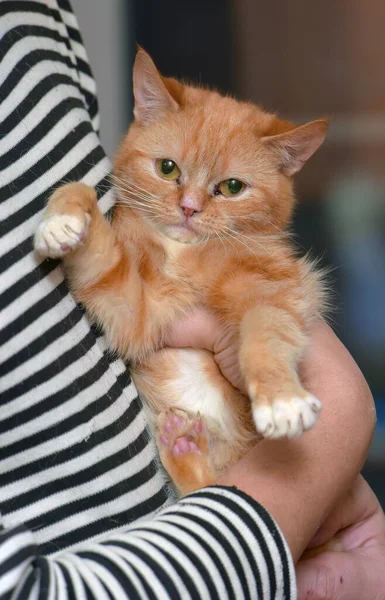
(133, 47, 179, 124)
(261, 119, 329, 176)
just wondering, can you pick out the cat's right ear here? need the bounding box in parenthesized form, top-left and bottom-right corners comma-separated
(133, 47, 179, 124)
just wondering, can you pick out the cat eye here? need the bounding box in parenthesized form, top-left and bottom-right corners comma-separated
(218, 179, 246, 197)
(155, 158, 181, 181)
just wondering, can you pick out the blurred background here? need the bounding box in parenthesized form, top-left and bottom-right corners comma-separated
(72, 0, 385, 504)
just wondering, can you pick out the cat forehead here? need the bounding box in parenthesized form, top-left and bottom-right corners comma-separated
(159, 97, 273, 171)
(129, 88, 279, 181)
(181, 92, 270, 143)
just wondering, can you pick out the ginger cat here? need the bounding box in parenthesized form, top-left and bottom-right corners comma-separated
(35, 48, 328, 496)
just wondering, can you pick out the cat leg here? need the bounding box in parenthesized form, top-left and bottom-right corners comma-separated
(34, 183, 141, 356)
(239, 305, 322, 439)
(157, 409, 216, 496)
(133, 347, 255, 495)
(34, 182, 120, 288)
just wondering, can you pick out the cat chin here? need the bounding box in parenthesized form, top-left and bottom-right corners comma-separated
(159, 224, 203, 245)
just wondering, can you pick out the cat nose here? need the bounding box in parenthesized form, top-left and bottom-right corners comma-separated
(180, 206, 198, 218)
(179, 190, 205, 218)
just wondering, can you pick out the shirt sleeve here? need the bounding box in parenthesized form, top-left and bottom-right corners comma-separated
(0, 486, 296, 600)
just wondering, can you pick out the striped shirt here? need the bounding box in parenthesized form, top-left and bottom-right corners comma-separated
(0, 1, 296, 598)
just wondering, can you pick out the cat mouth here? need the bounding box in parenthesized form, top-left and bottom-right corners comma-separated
(163, 222, 203, 244)
(171, 222, 196, 233)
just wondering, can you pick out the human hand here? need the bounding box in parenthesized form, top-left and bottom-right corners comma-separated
(296, 474, 385, 600)
(165, 308, 245, 392)
(166, 311, 376, 560)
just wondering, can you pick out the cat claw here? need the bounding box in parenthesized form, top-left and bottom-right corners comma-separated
(34, 213, 90, 258)
(252, 394, 322, 439)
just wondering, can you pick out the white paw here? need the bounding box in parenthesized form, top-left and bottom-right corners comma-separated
(34, 214, 90, 258)
(253, 394, 322, 439)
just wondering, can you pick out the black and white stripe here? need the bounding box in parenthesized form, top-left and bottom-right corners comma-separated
(0, 1, 296, 597)
(0, 0, 167, 562)
(1, 488, 296, 600)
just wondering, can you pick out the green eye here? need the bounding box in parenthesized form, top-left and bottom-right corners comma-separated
(156, 158, 181, 181)
(218, 179, 246, 197)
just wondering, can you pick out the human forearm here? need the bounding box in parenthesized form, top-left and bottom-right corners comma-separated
(218, 321, 375, 560)
(1, 487, 296, 599)
(296, 474, 385, 600)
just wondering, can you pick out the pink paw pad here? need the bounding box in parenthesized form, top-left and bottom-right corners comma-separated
(164, 413, 184, 433)
(172, 436, 201, 457)
(157, 409, 206, 458)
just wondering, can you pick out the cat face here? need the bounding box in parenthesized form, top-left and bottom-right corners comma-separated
(113, 49, 328, 245)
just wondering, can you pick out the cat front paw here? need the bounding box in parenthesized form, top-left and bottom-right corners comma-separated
(34, 213, 91, 258)
(34, 182, 96, 258)
(251, 393, 322, 439)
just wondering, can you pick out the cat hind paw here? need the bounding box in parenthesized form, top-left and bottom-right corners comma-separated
(157, 409, 205, 457)
(253, 394, 322, 439)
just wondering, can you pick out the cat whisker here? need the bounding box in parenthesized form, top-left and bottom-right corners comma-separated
(217, 227, 239, 254)
(221, 226, 264, 262)
(233, 229, 265, 246)
(115, 201, 159, 218)
(260, 217, 294, 238)
(110, 172, 160, 200)
(114, 184, 159, 204)
(114, 188, 160, 212)
(214, 217, 286, 246)
(113, 199, 156, 212)
(115, 196, 157, 211)
(215, 213, 285, 235)
(121, 197, 157, 211)
(110, 176, 156, 197)
(234, 230, 269, 255)
(215, 230, 228, 253)
(202, 231, 212, 247)
(224, 225, 278, 254)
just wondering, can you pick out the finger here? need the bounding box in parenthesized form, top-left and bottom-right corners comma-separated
(213, 344, 247, 393)
(164, 309, 219, 351)
(304, 475, 380, 551)
(165, 311, 246, 392)
(296, 551, 370, 600)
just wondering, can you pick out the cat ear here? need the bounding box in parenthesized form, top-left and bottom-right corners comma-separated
(133, 47, 179, 124)
(261, 119, 329, 176)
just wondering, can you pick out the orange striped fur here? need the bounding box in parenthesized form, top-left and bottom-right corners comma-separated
(35, 49, 328, 496)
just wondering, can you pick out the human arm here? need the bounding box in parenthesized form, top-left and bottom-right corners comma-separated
(1, 318, 374, 600)
(0, 486, 295, 599)
(166, 317, 376, 561)
(296, 474, 385, 600)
